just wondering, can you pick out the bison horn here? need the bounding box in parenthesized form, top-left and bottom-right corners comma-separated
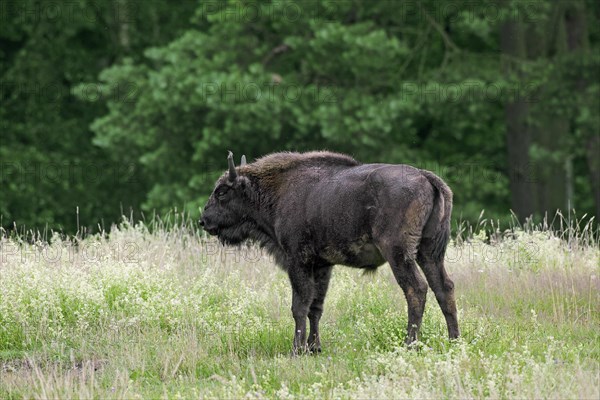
(241, 155, 247, 166)
(227, 151, 237, 181)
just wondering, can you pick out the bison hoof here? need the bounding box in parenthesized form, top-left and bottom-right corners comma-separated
(309, 345, 322, 354)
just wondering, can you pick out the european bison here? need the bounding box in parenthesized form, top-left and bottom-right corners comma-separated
(200, 151, 459, 353)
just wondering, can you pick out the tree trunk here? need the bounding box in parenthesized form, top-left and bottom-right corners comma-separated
(565, 1, 600, 219)
(501, 17, 534, 220)
(585, 135, 600, 219)
(527, 5, 569, 218)
(116, 0, 130, 51)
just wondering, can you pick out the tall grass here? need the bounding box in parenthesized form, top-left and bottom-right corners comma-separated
(0, 212, 598, 399)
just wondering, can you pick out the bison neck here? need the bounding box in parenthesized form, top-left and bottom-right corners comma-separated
(246, 210, 288, 267)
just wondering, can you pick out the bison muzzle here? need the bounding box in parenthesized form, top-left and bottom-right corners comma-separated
(200, 151, 460, 353)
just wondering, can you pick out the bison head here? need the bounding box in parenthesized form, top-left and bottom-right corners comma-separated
(200, 152, 253, 245)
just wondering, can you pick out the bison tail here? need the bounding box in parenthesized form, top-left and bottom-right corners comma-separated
(420, 169, 453, 262)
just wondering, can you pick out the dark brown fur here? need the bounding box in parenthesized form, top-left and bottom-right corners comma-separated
(200, 151, 459, 353)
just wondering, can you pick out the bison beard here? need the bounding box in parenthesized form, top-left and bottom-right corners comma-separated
(200, 151, 460, 354)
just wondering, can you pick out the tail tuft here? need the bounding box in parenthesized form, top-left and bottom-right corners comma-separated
(431, 224, 450, 262)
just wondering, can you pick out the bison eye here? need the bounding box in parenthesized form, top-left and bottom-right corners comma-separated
(215, 188, 229, 200)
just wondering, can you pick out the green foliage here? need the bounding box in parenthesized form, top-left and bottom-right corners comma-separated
(1, 0, 599, 231)
(0, 0, 196, 232)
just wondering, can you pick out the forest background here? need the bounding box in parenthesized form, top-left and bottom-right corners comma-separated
(1, 0, 598, 234)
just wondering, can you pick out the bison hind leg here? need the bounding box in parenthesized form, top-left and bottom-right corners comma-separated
(376, 237, 428, 344)
(373, 209, 432, 344)
(417, 239, 460, 339)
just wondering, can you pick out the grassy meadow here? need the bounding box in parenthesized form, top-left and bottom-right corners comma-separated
(0, 217, 598, 399)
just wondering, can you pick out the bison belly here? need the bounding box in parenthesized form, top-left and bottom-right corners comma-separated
(320, 235, 386, 269)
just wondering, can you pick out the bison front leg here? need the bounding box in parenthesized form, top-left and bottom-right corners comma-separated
(288, 266, 315, 355)
(307, 266, 332, 353)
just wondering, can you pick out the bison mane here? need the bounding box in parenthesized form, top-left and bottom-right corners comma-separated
(238, 151, 360, 190)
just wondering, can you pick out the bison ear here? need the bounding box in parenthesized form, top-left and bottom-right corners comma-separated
(241, 155, 247, 166)
(227, 151, 237, 182)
